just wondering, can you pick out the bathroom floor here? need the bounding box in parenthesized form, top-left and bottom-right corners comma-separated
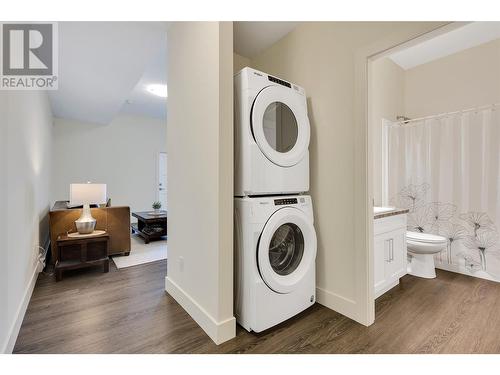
(14, 260, 500, 354)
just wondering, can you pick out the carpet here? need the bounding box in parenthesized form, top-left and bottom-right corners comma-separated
(112, 234, 167, 269)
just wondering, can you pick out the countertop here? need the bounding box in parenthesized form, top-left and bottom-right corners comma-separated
(374, 208, 409, 220)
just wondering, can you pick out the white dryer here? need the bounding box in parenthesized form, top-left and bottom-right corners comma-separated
(234, 195, 317, 332)
(234, 67, 310, 196)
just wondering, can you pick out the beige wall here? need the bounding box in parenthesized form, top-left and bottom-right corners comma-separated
(404, 38, 500, 118)
(0, 92, 6, 352)
(233, 52, 251, 73)
(251, 22, 443, 324)
(165, 22, 235, 344)
(0, 91, 52, 353)
(52, 114, 166, 214)
(370, 58, 405, 205)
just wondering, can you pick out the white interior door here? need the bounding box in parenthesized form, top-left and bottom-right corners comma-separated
(158, 152, 167, 210)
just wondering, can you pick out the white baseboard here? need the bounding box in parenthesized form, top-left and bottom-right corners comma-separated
(316, 286, 365, 325)
(1, 262, 41, 354)
(374, 278, 400, 299)
(165, 276, 235, 345)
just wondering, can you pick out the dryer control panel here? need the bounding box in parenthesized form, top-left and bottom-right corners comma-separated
(268, 75, 291, 88)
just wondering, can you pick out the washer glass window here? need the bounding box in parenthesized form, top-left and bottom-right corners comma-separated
(268, 223, 304, 276)
(262, 102, 298, 153)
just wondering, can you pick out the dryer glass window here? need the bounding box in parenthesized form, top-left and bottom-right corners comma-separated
(263, 102, 298, 153)
(268, 223, 304, 276)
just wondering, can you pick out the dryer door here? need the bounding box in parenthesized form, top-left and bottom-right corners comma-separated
(251, 85, 310, 167)
(257, 207, 317, 294)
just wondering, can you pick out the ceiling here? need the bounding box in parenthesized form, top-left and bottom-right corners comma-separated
(234, 22, 301, 58)
(50, 22, 167, 125)
(52, 22, 299, 124)
(120, 45, 167, 119)
(389, 22, 500, 70)
(52, 22, 500, 124)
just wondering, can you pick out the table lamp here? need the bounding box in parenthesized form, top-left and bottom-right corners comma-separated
(70, 183, 107, 234)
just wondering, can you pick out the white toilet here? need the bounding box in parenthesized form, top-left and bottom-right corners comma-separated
(406, 231, 448, 279)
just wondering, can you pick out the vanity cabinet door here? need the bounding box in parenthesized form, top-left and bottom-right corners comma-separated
(374, 216, 408, 299)
(374, 235, 387, 294)
(386, 229, 407, 280)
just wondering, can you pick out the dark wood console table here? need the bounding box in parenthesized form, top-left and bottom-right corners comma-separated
(55, 232, 109, 281)
(131, 211, 167, 244)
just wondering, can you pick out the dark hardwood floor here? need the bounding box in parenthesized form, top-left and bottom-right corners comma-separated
(13, 260, 500, 354)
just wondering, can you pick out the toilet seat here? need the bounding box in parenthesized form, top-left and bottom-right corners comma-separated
(407, 231, 447, 244)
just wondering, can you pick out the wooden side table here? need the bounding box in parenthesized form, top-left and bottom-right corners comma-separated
(131, 211, 167, 244)
(55, 232, 110, 281)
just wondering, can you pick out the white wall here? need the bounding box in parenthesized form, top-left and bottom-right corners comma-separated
(52, 114, 166, 214)
(370, 58, 405, 205)
(404, 38, 500, 118)
(0, 91, 53, 353)
(233, 52, 250, 73)
(165, 22, 235, 344)
(251, 22, 444, 325)
(0, 92, 8, 353)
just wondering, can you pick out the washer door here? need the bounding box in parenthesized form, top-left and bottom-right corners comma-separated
(251, 85, 310, 167)
(258, 207, 317, 294)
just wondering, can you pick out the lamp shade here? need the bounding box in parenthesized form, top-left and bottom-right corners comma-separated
(70, 183, 107, 206)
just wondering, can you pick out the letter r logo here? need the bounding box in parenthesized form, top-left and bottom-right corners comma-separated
(2, 23, 53, 75)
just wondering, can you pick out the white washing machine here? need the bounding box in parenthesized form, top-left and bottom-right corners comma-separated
(234, 67, 310, 196)
(234, 195, 317, 332)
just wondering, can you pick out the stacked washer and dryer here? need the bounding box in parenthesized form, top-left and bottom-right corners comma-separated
(234, 67, 317, 332)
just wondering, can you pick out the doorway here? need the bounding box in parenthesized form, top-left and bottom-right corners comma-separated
(158, 152, 167, 210)
(367, 22, 500, 319)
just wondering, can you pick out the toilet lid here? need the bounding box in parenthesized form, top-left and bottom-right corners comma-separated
(407, 231, 447, 243)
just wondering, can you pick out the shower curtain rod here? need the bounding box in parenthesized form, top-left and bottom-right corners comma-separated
(395, 102, 500, 126)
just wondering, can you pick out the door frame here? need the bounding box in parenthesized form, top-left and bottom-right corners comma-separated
(156, 151, 167, 205)
(381, 118, 391, 207)
(354, 22, 466, 325)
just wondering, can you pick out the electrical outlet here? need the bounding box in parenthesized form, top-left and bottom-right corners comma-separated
(178, 256, 184, 272)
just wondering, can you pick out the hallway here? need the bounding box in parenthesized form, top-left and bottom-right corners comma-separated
(14, 261, 500, 354)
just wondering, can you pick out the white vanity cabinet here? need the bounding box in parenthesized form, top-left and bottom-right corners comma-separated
(374, 213, 407, 298)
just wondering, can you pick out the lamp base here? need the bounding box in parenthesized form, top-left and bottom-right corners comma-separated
(75, 203, 97, 234)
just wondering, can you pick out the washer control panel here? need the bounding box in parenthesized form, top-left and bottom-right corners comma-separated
(274, 198, 298, 206)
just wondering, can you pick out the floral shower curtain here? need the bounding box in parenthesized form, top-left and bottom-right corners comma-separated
(387, 107, 500, 281)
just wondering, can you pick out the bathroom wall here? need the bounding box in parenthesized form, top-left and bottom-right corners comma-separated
(404, 38, 500, 118)
(369, 58, 405, 205)
(165, 21, 235, 344)
(383, 37, 500, 283)
(372, 37, 500, 207)
(251, 22, 444, 324)
(0, 91, 53, 353)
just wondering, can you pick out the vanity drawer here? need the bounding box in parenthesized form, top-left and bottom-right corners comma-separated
(374, 214, 407, 235)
